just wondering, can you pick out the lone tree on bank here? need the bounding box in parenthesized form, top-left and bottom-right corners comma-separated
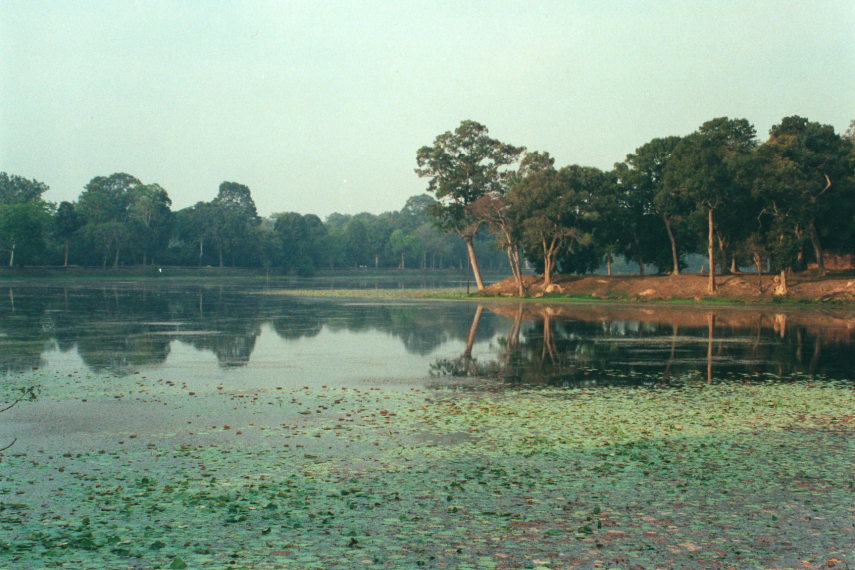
(416, 120, 525, 291)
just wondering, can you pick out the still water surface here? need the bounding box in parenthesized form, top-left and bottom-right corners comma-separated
(3, 281, 855, 387)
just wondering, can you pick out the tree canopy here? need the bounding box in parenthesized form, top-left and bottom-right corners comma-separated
(2, 113, 853, 288)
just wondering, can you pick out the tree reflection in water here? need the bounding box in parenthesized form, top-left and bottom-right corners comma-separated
(0, 285, 495, 376)
(1, 285, 853, 382)
(432, 303, 855, 386)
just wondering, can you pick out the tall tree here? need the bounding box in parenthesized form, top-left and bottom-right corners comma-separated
(0, 173, 52, 266)
(0, 173, 49, 204)
(416, 120, 525, 291)
(128, 183, 172, 265)
(52, 201, 84, 266)
(759, 116, 854, 274)
(273, 212, 329, 275)
(616, 136, 687, 274)
(173, 202, 220, 266)
(508, 164, 597, 286)
(0, 202, 52, 266)
(665, 118, 757, 293)
(210, 181, 261, 266)
(77, 173, 142, 267)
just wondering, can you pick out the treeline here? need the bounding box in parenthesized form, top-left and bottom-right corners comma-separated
(416, 116, 855, 294)
(3, 114, 853, 287)
(0, 174, 507, 274)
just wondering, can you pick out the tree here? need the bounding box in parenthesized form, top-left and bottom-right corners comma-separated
(0, 173, 52, 266)
(416, 120, 525, 291)
(388, 228, 421, 269)
(665, 118, 757, 293)
(52, 201, 84, 266)
(210, 182, 261, 266)
(0, 202, 52, 266)
(759, 116, 854, 274)
(508, 164, 596, 286)
(342, 217, 370, 268)
(128, 183, 172, 265)
(0, 173, 49, 204)
(77, 173, 142, 267)
(616, 136, 687, 274)
(172, 201, 220, 266)
(273, 212, 329, 275)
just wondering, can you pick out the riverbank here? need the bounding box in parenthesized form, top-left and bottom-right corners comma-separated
(483, 273, 855, 303)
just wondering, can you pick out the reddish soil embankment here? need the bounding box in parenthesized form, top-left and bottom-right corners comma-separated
(483, 273, 855, 303)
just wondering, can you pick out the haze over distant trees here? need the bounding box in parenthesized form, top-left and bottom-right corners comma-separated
(2, 115, 853, 292)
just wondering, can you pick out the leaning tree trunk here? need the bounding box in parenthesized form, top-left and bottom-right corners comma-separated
(505, 245, 525, 297)
(664, 215, 680, 275)
(707, 207, 717, 294)
(8, 243, 15, 267)
(462, 235, 485, 291)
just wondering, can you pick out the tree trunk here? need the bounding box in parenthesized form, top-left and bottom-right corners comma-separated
(218, 246, 224, 268)
(753, 252, 764, 293)
(463, 236, 485, 291)
(606, 252, 613, 277)
(63, 240, 69, 267)
(717, 235, 730, 275)
(113, 245, 120, 268)
(506, 246, 525, 297)
(542, 238, 554, 287)
(707, 207, 717, 294)
(774, 269, 788, 296)
(8, 243, 14, 267)
(664, 215, 680, 275)
(807, 220, 825, 275)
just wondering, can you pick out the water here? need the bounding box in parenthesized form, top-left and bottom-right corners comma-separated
(2, 282, 855, 388)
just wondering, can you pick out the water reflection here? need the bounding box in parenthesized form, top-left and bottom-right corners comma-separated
(0, 285, 496, 376)
(2, 284, 855, 384)
(461, 304, 855, 385)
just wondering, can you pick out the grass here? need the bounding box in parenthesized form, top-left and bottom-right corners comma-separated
(1, 368, 853, 569)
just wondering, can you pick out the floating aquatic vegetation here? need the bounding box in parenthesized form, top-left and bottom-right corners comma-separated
(0, 369, 853, 569)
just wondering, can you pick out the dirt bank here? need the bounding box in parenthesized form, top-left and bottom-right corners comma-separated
(483, 273, 855, 302)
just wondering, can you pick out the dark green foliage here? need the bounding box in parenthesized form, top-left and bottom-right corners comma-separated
(3, 114, 854, 278)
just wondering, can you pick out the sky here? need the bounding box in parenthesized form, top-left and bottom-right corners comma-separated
(2, 1, 853, 219)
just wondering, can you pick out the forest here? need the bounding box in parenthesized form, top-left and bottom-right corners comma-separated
(1, 115, 853, 293)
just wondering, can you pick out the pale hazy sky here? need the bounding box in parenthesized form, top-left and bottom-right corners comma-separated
(2, 1, 853, 218)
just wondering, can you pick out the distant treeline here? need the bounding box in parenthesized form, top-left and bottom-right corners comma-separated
(0, 175, 506, 274)
(2, 114, 853, 286)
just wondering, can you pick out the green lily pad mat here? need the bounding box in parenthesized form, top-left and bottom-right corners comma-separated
(1, 375, 853, 569)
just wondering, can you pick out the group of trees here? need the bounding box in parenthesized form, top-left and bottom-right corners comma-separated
(0, 174, 508, 274)
(3, 114, 852, 289)
(416, 117, 855, 294)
